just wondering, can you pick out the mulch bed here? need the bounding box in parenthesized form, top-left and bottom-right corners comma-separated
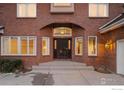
(95, 66, 112, 74)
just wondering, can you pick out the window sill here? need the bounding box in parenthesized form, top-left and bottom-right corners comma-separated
(1, 54, 37, 57)
(88, 16, 109, 19)
(88, 55, 97, 57)
(75, 55, 83, 56)
(42, 55, 51, 57)
(16, 17, 37, 19)
(50, 11, 74, 14)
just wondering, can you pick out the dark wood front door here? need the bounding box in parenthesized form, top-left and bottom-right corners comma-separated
(53, 38, 72, 59)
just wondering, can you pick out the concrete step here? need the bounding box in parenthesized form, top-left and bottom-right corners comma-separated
(32, 65, 94, 71)
(38, 62, 87, 66)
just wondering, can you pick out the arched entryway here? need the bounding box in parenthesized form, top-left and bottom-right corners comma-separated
(40, 22, 85, 61)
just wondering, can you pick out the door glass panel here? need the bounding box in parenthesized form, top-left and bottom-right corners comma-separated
(53, 38, 72, 59)
(68, 40, 71, 50)
(54, 40, 57, 49)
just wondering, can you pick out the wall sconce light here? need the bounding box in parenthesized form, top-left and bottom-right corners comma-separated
(105, 40, 112, 49)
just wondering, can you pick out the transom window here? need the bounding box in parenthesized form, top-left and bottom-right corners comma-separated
(1, 36, 36, 56)
(42, 37, 50, 56)
(88, 36, 97, 56)
(17, 3, 36, 17)
(75, 37, 83, 56)
(53, 27, 72, 37)
(89, 3, 109, 17)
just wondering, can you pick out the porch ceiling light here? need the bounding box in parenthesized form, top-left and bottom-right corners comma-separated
(60, 31, 65, 35)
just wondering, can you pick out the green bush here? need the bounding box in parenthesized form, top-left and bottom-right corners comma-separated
(0, 58, 23, 73)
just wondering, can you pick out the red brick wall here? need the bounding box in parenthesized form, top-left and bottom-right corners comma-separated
(101, 26, 124, 72)
(0, 3, 123, 70)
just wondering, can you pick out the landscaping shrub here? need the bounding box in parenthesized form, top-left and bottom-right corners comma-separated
(0, 58, 23, 73)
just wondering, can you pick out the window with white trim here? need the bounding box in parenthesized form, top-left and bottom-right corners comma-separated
(88, 36, 97, 56)
(17, 4, 36, 17)
(51, 3, 74, 13)
(42, 37, 50, 56)
(1, 36, 36, 56)
(89, 3, 109, 17)
(75, 37, 83, 55)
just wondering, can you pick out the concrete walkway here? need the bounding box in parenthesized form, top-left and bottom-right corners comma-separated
(0, 61, 124, 85)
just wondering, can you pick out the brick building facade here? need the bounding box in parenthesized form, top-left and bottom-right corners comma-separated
(0, 3, 124, 74)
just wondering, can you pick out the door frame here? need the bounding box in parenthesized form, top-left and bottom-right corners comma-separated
(53, 37, 72, 59)
(116, 39, 124, 74)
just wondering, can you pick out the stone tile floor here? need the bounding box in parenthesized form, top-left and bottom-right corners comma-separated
(0, 61, 124, 85)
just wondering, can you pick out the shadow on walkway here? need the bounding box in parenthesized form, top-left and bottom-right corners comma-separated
(32, 73, 54, 85)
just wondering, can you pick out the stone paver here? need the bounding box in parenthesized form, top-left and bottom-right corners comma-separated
(0, 61, 124, 85)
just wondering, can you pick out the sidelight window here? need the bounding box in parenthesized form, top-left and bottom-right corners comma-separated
(88, 36, 97, 56)
(75, 37, 83, 56)
(42, 37, 50, 56)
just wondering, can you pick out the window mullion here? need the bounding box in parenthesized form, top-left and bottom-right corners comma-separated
(107, 4, 108, 17)
(75, 38, 77, 55)
(26, 4, 28, 17)
(9, 37, 11, 55)
(1, 37, 3, 55)
(48, 38, 50, 55)
(34, 37, 36, 55)
(97, 4, 99, 17)
(27, 4, 30, 17)
(18, 37, 21, 55)
(27, 37, 29, 55)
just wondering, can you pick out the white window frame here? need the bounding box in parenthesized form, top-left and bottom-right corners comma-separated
(75, 37, 83, 56)
(42, 37, 50, 56)
(1, 36, 37, 56)
(88, 36, 97, 56)
(89, 3, 109, 17)
(17, 3, 37, 18)
(50, 3, 74, 13)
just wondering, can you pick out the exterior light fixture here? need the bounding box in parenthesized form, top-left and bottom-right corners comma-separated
(105, 40, 112, 49)
(60, 31, 65, 35)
